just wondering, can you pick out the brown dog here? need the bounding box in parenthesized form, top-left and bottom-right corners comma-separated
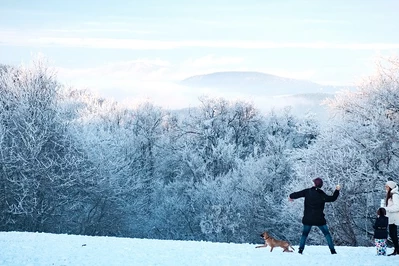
(255, 231, 294, 252)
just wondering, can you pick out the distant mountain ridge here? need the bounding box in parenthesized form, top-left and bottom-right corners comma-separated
(181, 71, 348, 96)
(179, 71, 354, 121)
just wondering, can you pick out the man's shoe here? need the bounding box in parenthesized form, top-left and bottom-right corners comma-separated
(331, 249, 337, 254)
(298, 249, 303, 254)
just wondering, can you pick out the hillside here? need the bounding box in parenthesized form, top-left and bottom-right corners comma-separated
(180, 71, 351, 119)
(181, 71, 347, 95)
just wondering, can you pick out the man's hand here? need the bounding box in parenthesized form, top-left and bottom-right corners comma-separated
(336, 185, 341, 191)
(288, 197, 294, 202)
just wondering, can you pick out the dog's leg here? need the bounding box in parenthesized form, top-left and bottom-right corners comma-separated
(283, 244, 290, 252)
(270, 246, 274, 252)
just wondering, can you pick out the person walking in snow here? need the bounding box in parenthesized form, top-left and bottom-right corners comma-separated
(373, 207, 388, 256)
(288, 177, 340, 255)
(382, 180, 399, 256)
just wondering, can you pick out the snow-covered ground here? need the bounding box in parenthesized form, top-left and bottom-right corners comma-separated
(0, 231, 394, 266)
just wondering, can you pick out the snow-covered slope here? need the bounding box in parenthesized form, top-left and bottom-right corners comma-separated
(0, 231, 393, 266)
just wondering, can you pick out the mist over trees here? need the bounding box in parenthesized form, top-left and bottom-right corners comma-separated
(0, 58, 398, 246)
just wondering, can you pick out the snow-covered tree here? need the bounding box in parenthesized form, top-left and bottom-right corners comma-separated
(0, 61, 88, 232)
(0, 59, 323, 244)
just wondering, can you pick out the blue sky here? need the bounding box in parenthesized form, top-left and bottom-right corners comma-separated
(1, 0, 399, 109)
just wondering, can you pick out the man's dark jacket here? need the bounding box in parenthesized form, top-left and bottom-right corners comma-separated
(289, 187, 339, 226)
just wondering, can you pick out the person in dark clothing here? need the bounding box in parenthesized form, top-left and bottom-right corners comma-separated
(373, 207, 389, 256)
(289, 177, 340, 254)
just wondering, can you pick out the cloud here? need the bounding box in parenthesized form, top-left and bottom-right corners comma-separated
(2, 31, 399, 50)
(45, 28, 154, 35)
(57, 59, 172, 81)
(256, 68, 317, 81)
(55, 59, 196, 110)
(35, 38, 399, 50)
(301, 18, 347, 24)
(60, 77, 199, 110)
(56, 55, 249, 85)
(51, 57, 255, 110)
(182, 55, 244, 68)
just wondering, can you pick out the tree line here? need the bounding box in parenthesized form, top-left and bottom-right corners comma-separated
(1, 58, 398, 246)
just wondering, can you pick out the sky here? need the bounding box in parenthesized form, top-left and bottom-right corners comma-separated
(1, 0, 399, 109)
(0, 231, 395, 266)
